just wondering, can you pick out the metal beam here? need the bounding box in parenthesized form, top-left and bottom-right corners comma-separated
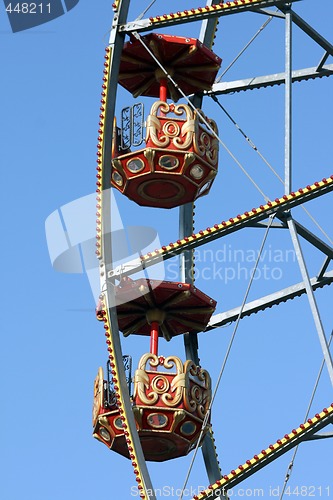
(285, 7, 292, 194)
(99, 2, 155, 498)
(317, 51, 330, 72)
(318, 256, 331, 280)
(199, 0, 222, 50)
(193, 405, 333, 500)
(287, 217, 333, 387)
(183, 3, 225, 489)
(288, 10, 333, 56)
(209, 64, 333, 95)
(108, 178, 333, 279)
(251, 7, 285, 18)
(303, 431, 333, 441)
(248, 220, 286, 228)
(179, 202, 197, 360)
(180, 0, 222, 360)
(119, 0, 300, 34)
(292, 220, 333, 260)
(207, 270, 333, 330)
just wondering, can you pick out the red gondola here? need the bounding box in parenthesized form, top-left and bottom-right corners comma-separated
(110, 33, 222, 208)
(93, 279, 216, 461)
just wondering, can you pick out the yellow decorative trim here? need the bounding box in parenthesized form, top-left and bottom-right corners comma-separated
(112, 0, 120, 12)
(183, 360, 211, 418)
(98, 299, 150, 500)
(171, 410, 186, 432)
(147, 101, 194, 150)
(96, 46, 112, 261)
(148, 1, 296, 24)
(98, 415, 117, 439)
(92, 367, 104, 427)
(139, 177, 333, 262)
(193, 404, 333, 499)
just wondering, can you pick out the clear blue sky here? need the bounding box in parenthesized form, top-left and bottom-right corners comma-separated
(1, 1, 332, 499)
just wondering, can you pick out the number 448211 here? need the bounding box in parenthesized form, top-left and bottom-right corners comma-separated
(5, 3, 51, 14)
(284, 485, 331, 496)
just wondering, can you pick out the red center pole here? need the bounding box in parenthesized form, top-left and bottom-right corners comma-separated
(150, 321, 159, 356)
(159, 78, 167, 102)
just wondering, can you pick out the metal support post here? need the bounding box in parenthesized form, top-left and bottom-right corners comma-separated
(287, 217, 333, 387)
(179, 9, 224, 489)
(100, 2, 156, 498)
(285, 6, 292, 194)
(179, 202, 199, 363)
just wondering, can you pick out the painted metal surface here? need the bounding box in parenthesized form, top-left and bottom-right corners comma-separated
(191, 404, 333, 499)
(93, 352, 212, 462)
(114, 278, 216, 339)
(207, 270, 333, 329)
(97, 1, 156, 497)
(287, 218, 333, 386)
(108, 176, 333, 278)
(111, 100, 220, 208)
(118, 33, 221, 100)
(120, 0, 301, 33)
(210, 64, 333, 95)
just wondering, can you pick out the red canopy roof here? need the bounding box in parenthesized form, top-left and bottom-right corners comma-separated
(118, 33, 222, 101)
(115, 278, 217, 340)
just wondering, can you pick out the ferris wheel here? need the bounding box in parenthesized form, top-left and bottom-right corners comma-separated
(91, 1, 333, 499)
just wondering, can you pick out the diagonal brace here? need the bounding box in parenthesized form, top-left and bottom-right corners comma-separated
(318, 256, 331, 280)
(287, 10, 333, 56)
(287, 218, 333, 260)
(287, 216, 333, 387)
(303, 431, 333, 441)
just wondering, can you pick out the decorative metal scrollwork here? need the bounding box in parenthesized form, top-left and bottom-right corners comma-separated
(146, 101, 194, 150)
(193, 111, 219, 166)
(93, 367, 104, 427)
(121, 106, 131, 150)
(134, 353, 159, 405)
(121, 103, 144, 150)
(161, 356, 185, 407)
(133, 353, 211, 417)
(183, 360, 212, 419)
(106, 355, 132, 407)
(146, 101, 218, 167)
(132, 103, 144, 146)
